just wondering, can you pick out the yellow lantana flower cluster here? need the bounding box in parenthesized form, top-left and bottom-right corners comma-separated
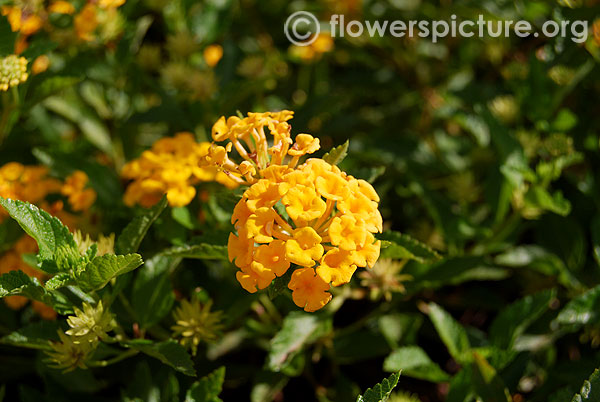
(0, 55, 28, 91)
(203, 110, 321, 185)
(121, 132, 238, 208)
(228, 158, 382, 312)
(0, 162, 97, 219)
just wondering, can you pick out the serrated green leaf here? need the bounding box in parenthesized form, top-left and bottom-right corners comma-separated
(489, 289, 555, 350)
(322, 140, 349, 166)
(378, 231, 440, 263)
(356, 372, 401, 402)
(44, 272, 73, 290)
(268, 312, 332, 372)
(185, 367, 226, 402)
(124, 339, 196, 376)
(160, 244, 228, 260)
(571, 368, 600, 402)
(555, 285, 600, 326)
(0, 197, 79, 272)
(132, 255, 178, 329)
(428, 302, 471, 364)
(116, 196, 168, 254)
(0, 270, 71, 314)
(75, 254, 143, 292)
(383, 345, 450, 382)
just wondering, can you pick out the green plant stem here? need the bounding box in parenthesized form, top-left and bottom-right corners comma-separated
(87, 349, 139, 367)
(67, 286, 97, 304)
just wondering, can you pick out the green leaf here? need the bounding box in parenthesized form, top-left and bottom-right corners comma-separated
(383, 346, 450, 382)
(132, 255, 178, 329)
(555, 285, 600, 326)
(185, 367, 226, 402)
(25, 76, 83, 109)
(74, 254, 143, 292)
(0, 197, 79, 272)
(322, 140, 349, 166)
(0, 14, 16, 56)
(44, 272, 74, 290)
(489, 289, 556, 350)
(116, 196, 168, 254)
(160, 244, 228, 260)
(0, 270, 71, 313)
(471, 352, 511, 402)
(268, 312, 331, 372)
(356, 372, 401, 402)
(590, 215, 600, 268)
(1, 320, 60, 350)
(267, 269, 294, 300)
(428, 302, 471, 363)
(172, 206, 196, 230)
(378, 231, 440, 263)
(124, 339, 196, 376)
(571, 368, 600, 402)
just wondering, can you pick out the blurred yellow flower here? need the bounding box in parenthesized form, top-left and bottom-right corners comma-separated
(122, 133, 238, 207)
(203, 44, 224, 67)
(31, 54, 50, 74)
(61, 170, 97, 212)
(289, 33, 334, 62)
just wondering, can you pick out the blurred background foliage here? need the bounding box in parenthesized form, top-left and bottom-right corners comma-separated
(1, 0, 600, 401)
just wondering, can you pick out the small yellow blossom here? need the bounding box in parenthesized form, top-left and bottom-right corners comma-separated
(122, 132, 238, 207)
(0, 55, 28, 91)
(0, 163, 62, 221)
(45, 331, 94, 372)
(66, 301, 116, 344)
(61, 171, 97, 212)
(73, 230, 115, 256)
(48, 1, 76, 14)
(1, 6, 43, 36)
(171, 299, 223, 355)
(203, 44, 224, 67)
(99, 0, 127, 9)
(74, 4, 99, 42)
(289, 33, 334, 62)
(288, 268, 332, 312)
(31, 55, 50, 74)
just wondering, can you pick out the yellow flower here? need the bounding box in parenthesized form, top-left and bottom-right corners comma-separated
(73, 230, 115, 256)
(61, 170, 97, 212)
(201, 111, 312, 185)
(171, 299, 223, 355)
(289, 33, 334, 62)
(0, 55, 28, 91)
(99, 0, 126, 9)
(48, 1, 76, 14)
(122, 132, 238, 207)
(66, 301, 116, 343)
(74, 4, 99, 42)
(282, 185, 327, 225)
(285, 227, 324, 267)
(288, 134, 320, 156)
(288, 268, 332, 312)
(1, 6, 43, 36)
(45, 331, 94, 372)
(31, 55, 50, 74)
(203, 44, 224, 67)
(228, 154, 382, 311)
